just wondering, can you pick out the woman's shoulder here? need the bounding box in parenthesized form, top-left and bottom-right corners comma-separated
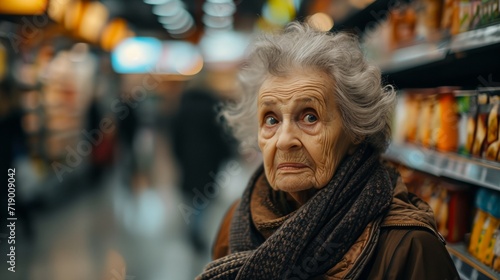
(212, 200, 240, 260)
(362, 227, 459, 280)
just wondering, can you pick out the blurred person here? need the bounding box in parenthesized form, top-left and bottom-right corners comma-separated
(86, 55, 119, 186)
(197, 22, 459, 279)
(116, 94, 139, 187)
(86, 97, 116, 186)
(172, 87, 233, 253)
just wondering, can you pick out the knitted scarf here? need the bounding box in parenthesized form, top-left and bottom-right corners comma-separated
(197, 143, 395, 279)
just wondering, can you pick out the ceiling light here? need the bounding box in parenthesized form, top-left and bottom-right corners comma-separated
(203, 14, 233, 29)
(158, 10, 188, 25)
(152, 0, 183, 17)
(206, 0, 233, 3)
(0, 0, 48, 15)
(48, 0, 71, 22)
(143, 0, 172, 5)
(167, 17, 194, 34)
(64, 0, 84, 30)
(204, 26, 232, 34)
(112, 37, 162, 73)
(200, 31, 249, 63)
(262, 0, 296, 26)
(101, 18, 129, 52)
(78, 2, 109, 43)
(157, 41, 203, 75)
(307, 13, 334, 31)
(163, 13, 192, 30)
(202, 2, 235, 17)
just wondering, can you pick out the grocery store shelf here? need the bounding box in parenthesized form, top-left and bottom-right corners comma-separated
(379, 42, 449, 73)
(330, 0, 400, 34)
(450, 24, 500, 53)
(382, 24, 500, 88)
(447, 243, 500, 280)
(380, 24, 500, 74)
(324, 0, 500, 88)
(384, 143, 500, 191)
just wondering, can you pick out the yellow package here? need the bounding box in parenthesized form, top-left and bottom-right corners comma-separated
(480, 194, 500, 265)
(469, 189, 490, 257)
(477, 195, 499, 262)
(479, 217, 500, 264)
(493, 232, 500, 271)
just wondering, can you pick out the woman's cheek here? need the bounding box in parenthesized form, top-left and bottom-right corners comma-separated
(311, 128, 339, 185)
(259, 125, 277, 140)
(299, 122, 321, 135)
(259, 129, 276, 180)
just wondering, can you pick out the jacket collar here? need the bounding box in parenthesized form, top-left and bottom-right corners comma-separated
(381, 176, 443, 242)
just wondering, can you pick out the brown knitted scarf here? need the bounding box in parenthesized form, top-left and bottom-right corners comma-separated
(197, 143, 395, 280)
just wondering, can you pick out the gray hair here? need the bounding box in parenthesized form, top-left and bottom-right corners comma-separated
(222, 21, 396, 153)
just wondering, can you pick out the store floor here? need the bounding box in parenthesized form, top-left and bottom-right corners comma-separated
(1, 134, 257, 280)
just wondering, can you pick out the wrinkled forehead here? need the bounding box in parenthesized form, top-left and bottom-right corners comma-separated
(257, 70, 336, 106)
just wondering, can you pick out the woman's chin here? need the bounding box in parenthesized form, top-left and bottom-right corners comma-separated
(273, 176, 314, 193)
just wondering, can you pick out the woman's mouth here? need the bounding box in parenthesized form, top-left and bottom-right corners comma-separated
(277, 163, 308, 170)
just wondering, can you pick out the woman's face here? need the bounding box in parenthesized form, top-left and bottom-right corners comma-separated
(257, 70, 353, 195)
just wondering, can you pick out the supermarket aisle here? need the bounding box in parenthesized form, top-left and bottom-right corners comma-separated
(0, 133, 254, 280)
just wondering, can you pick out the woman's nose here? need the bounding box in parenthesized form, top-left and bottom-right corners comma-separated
(276, 120, 301, 151)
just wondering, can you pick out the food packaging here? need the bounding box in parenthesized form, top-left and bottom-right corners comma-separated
(459, 0, 472, 32)
(471, 93, 489, 157)
(493, 226, 500, 271)
(469, 189, 490, 257)
(440, 179, 473, 243)
(404, 91, 421, 143)
(435, 87, 460, 152)
(455, 90, 477, 155)
(477, 194, 500, 264)
(421, 92, 438, 147)
(484, 89, 500, 161)
(482, 194, 500, 266)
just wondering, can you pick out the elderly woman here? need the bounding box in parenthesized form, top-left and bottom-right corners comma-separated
(197, 22, 459, 280)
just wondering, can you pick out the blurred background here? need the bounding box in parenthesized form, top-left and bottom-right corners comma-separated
(0, 0, 499, 279)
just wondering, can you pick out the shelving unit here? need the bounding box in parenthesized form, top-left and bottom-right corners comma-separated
(384, 143, 500, 192)
(384, 143, 500, 278)
(382, 24, 500, 88)
(330, 0, 397, 34)
(325, 0, 500, 88)
(448, 243, 500, 280)
(325, 1, 500, 278)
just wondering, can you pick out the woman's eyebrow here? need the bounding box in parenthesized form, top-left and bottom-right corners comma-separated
(258, 96, 326, 108)
(294, 97, 314, 104)
(259, 99, 277, 107)
(293, 96, 326, 108)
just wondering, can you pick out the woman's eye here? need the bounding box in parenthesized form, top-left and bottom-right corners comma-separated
(303, 114, 318, 123)
(265, 116, 278, 126)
